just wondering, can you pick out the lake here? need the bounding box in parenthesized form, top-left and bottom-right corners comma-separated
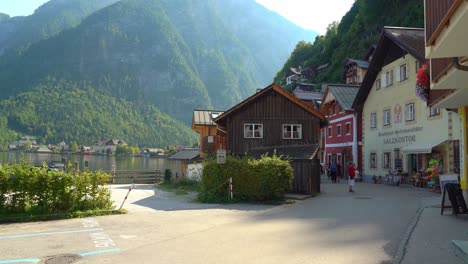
(0, 152, 181, 174)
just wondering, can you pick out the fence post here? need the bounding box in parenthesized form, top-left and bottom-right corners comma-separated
(229, 177, 233, 200)
(112, 164, 116, 184)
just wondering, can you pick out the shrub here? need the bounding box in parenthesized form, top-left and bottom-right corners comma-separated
(0, 162, 112, 214)
(199, 154, 293, 203)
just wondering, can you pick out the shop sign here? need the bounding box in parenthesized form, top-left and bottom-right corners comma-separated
(383, 135, 416, 145)
(217, 149, 226, 164)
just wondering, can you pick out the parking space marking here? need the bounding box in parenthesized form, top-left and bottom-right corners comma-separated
(0, 258, 40, 263)
(0, 228, 103, 239)
(79, 248, 120, 257)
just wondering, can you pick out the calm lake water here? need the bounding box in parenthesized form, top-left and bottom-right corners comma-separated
(0, 152, 181, 174)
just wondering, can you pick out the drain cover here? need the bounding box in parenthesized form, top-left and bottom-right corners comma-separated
(354, 196, 373, 200)
(41, 254, 81, 264)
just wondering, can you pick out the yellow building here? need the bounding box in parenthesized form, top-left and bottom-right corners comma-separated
(353, 27, 460, 181)
(424, 0, 468, 197)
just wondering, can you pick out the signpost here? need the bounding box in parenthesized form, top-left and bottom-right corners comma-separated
(217, 149, 226, 164)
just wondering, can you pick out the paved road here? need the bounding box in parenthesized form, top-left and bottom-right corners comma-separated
(0, 182, 441, 264)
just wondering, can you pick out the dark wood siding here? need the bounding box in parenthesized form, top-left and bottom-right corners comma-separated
(225, 90, 321, 155)
(291, 159, 321, 194)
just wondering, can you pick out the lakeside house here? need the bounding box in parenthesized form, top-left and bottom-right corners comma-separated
(92, 139, 128, 155)
(214, 83, 326, 194)
(191, 110, 226, 158)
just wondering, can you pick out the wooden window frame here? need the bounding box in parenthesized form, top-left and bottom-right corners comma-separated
(406, 103, 415, 121)
(282, 124, 302, 139)
(244, 123, 263, 139)
(370, 112, 377, 128)
(384, 109, 391, 126)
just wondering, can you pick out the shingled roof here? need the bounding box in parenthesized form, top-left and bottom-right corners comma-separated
(352, 27, 425, 112)
(322, 84, 360, 112)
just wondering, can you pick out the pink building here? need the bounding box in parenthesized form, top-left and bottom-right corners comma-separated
(321, 84, 363, 176)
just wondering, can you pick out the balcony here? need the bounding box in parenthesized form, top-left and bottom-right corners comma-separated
(425, 0, 468, 58)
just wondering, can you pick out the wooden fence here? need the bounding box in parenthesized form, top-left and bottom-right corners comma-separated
(108, 169, 163, 184)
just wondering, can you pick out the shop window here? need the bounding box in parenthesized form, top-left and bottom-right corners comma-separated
(384, 109, 391, 126)
(383, 152, 391, 169)
(244, 124, 263, 138)
(283, 124, 302, 139)
(406, 103, 414, 121)
(345, 123, 351, 134)
(370, 112, 377, 128)
(370, 153, 377, 168)
(328, 127, 332, 138)
(336, 125, 341, 136)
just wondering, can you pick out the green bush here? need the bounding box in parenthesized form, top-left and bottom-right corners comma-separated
(0, 162, 112, 214)
(164, 169, 172, 181)
(199, 154, 293, 203)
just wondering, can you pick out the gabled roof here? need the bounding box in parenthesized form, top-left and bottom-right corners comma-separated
(214, 84, 326, 125)
(321, 84, 360, 111)
(192, 109, 224, 126)
(168, 148, 200, 160)
(352, 27, 425, 112)
(345, 59, 369, 69)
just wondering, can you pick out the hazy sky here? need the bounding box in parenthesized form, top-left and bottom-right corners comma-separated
(0, 0, 355, 34)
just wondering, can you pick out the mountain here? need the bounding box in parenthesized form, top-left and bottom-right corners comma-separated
(0, 79, 197, 147)
(0, 0, 315, 146)
(274, 0, 424, 86)
(0, 0, 120, 55)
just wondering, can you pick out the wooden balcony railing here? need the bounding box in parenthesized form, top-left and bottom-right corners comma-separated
(431, 57, 453, 83)
(425, 0, 462, 46)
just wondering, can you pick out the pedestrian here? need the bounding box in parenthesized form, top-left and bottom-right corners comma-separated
(336, 163, 342, 183)
(347, 162, 356, 192)
(330, 163, 337, 183)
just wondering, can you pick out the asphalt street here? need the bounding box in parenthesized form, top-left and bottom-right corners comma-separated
(0, 181, 453, 264)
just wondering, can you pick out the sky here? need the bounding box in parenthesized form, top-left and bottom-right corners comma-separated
(0, 0, 355, 35)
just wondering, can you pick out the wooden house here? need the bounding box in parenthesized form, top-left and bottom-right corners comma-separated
(192, 110, 226, 158)
(214, 84, 326, 194)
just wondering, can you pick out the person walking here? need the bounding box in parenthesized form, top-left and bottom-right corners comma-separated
(347, 162, 356, 192)
(330, 163, 337, 183)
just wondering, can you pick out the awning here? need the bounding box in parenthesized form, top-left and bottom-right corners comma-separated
(401, 139, 447, 154)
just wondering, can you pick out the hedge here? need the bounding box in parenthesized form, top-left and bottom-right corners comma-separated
(199, 154, 293, 202)
(0, 162, 113, 214)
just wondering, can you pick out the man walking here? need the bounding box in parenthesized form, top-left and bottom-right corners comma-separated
(347, 162, 356, 192)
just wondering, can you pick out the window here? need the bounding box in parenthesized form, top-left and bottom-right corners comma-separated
(328, 127, 332, 137)
(376, 79, 381, 90)
(336, 125, 341, 136)
(429, 107, 440, 116)
(330, 105, 335, 115)
(386, 70, 393, 87)
(283, 124, 302, 139)
(244, 124, 263, 138)
(383, 152, 391, 169)
(370, 112, 377, 128)
(399, 64, 407, 81)
(415, 60, 421, 73)
(384, 109, 391, 126)
(370, 153, 377, 168)
(345, 123, 351, 134)
(406, 103, 414, 121)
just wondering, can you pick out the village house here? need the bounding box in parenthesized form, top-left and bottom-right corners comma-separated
(214, 84, 326, 194)
(191, 109, 226, 158)
(92, 139, 128, 154)
(423, 0, 468, 199)
(285, 67, 301, 85)
(321, 84, 362, 177)
(352, 27, 461, 182)
(292, 86, 322, 109)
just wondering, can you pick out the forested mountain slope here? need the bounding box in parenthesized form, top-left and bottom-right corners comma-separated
(274, 0, 424, 86)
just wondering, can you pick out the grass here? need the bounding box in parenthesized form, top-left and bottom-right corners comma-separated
(157, 178, 201, 194)
(0, 209, 127, 224)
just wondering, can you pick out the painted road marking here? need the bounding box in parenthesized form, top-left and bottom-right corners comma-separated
(0, 259, 40, 263)
(79, 248, 120, 257)
(89, 232, 116, 248)
(0, 228, 103, 239)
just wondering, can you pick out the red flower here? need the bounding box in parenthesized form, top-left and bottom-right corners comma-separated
(416, 64, 430, 88)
